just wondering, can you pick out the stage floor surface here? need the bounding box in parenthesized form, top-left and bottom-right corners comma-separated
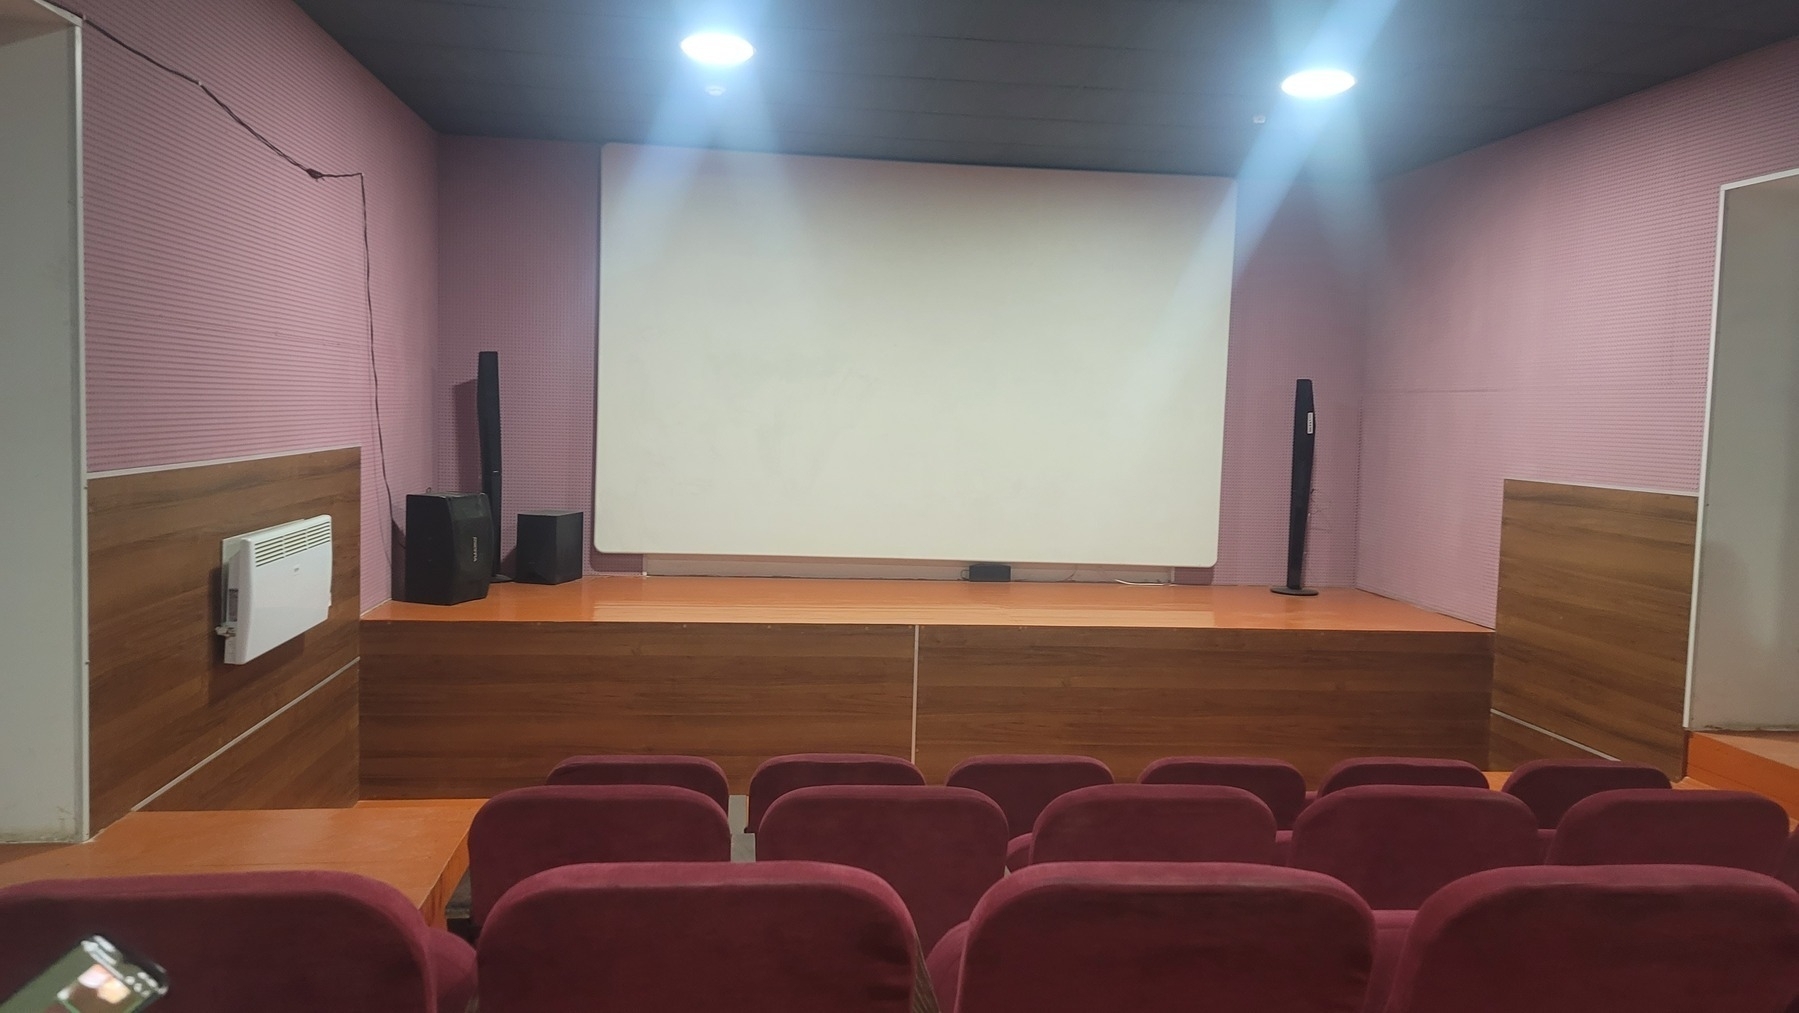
(363, 576, 1487, 632)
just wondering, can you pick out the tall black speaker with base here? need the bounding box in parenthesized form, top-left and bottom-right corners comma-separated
(404, 492, 494, 605)
(1272, 378, 1319, 596)
(476, 351, 510, 582)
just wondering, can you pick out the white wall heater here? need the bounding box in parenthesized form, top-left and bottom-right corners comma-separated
(216, 515, 332, 664)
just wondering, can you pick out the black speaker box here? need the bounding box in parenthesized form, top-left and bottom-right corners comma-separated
(517, 510, 584, 585)
(1272, 378, 1319, 596)
(404, 492, 494, 605)
(476, 351, 504, 579)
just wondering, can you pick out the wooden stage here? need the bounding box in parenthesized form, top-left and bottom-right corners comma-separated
(361, 577, 1494, 796)
(0, 800, 480, 928)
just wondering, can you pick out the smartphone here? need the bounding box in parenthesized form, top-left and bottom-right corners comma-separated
(0, 937, 167, 1013)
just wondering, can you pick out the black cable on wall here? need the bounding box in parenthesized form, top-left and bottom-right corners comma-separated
(47, 1, 401, 561)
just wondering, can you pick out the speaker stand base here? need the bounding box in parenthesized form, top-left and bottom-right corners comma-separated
(1270, 585, 1319, 597)
(491, 573, 514, 584)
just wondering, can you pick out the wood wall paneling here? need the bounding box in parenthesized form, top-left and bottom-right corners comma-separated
(914, 625, 1493, 786)
(141, 664, 359, 814)
(1492, 480, 1696, 777)
(359, 622, 915, 797)
(87, 448, 361, 828)
(1487, 710, 1605, 771)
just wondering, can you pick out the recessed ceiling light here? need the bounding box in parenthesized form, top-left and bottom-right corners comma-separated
(681, 32, 754, 67)
(705, 84, 727, 96)
(1281, 68, 1356, 99)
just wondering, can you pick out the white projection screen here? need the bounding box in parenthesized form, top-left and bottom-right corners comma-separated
(596, 143, 1236, 567)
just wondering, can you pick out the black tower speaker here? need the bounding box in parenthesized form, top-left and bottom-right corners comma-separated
(476, 351, 507, 581)
(517, 510, 584, 585)
(1272, 379, 1319, 597)
(404, 492, 494, 605)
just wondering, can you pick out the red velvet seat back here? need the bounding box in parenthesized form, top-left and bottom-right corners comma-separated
(1779, 827, 1799, 893)
(1290, 786, 1540, 910)
(945, 754, 1114, 836)
(746, 753, 925, 833)
(0, 871, 442, 1013)
(468, 784, 730, 927)
(546, 754, 730, 811)
(950, 862, 1372, 1013)
(757, 785, 1008, 950)
(1317, 757, 1488, 796)
(1382, 865, 1799, 1013)
(1139, 756, 1309, 829)
(1546, 788, 1789, 873)
(1499, 758, 1671, 828)
(477, 861, 918, 1013)
(1029, 784, 1277, 865)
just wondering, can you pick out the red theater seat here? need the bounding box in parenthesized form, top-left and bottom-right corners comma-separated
(1546, 788, 1788, 873)
(1380, 865, 1799, 1013)
(948, 754, 1113, 869)
(1139, 756, 1309, 829)
(756, 784, 1008, 950)
(546, 754, 730, 811)
(1027, 784, 1277, 865)
(1290, 786, 1540, 909)
(1498, 757, 1671, 828)
(476, 861, 918, 1013)
(933, 862, 1373, 1013)
(1317, 757, 1488, 795)
(1005, 834, 1033, 872)
(945, 754, 1114, 837)
(746, 753, 924, 833)
(0, 871, 475, 1013)
(468, 784, 730, 929)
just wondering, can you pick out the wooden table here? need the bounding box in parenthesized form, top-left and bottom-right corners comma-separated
(0, 799, 480, 929)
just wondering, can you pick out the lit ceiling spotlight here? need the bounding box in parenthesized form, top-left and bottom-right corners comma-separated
(705, 84, 727, 96)
(681, 31, 755, 67)
(1280, 68, 1356, 99)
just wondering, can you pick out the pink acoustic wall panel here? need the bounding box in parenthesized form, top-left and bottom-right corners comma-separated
(1359, 38, 1799, 626)
(434, 143, 1365, 584)
(73, 0, 438, 609)
(434, 136, 641, 573)
(1210, 182, 1366, 586)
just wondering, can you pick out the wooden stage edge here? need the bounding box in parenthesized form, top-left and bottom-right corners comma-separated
(1688, 731, 1799, 819)
(361, 576, 1489, 631)
(361, 577, 1496, 798)
(0, 800, 481, 929)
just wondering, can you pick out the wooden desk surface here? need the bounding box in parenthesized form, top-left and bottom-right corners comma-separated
(0, 800, 481, 928)
(363, 576, 1489, 633)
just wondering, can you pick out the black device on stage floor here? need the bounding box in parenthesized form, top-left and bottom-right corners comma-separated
(404, 492, 494, 605)
(967, 563, 1012, 582)
(517, 510, 584, 585)
(1272, 378, 1319, 597)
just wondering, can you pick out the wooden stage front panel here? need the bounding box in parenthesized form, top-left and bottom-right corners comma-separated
(361, 578, 1493, 796)
(915, 626, 1493, 784)
(361, 620, 915, 797)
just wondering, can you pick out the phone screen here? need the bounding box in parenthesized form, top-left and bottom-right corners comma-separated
(0, 937, 167, 1013)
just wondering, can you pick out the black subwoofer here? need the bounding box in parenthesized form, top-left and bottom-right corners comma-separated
(517, 510, 584, 585)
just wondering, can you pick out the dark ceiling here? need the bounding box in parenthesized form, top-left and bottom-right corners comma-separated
(294, 0, 1799, 177)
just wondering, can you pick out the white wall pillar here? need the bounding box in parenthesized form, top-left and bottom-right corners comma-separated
(0, 0, 86, 840)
